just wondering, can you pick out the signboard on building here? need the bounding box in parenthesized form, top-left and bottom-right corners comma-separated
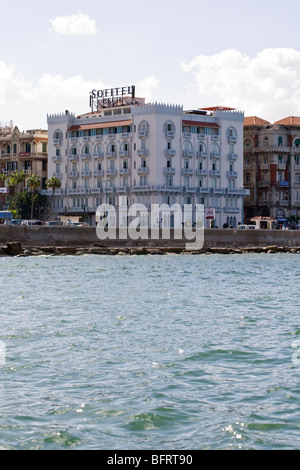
(90, 85, 136, 111)
(205, 208, 215, 220)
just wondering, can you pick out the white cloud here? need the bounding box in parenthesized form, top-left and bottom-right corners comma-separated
(49, 11, 98, 36)
(181, 48, 300, 121)
(136, 76, 159, 101)
(0, 60, 161, 130)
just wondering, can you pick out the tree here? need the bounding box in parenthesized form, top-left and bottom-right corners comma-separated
(4, 171, 26, 210)
(27, 174, 41, 220)
(15, 191, 48, 220)
(46, 176, 62, 220)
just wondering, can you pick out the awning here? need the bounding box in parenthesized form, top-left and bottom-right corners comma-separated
(182, 120, 220, 128)
(68, 120, 132, 132)
(0, 211, 13, 219)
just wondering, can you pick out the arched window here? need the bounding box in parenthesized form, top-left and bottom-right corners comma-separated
(164, 120, 175, 136)
(198, 142, 206, 153)
(278, 136, 283, 146)
(294, 138, 300, 148)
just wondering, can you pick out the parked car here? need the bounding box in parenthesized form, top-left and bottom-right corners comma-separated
(21, 220, 41, 226)
(45, 221, 63, 226)
(238, 224, 249, 230)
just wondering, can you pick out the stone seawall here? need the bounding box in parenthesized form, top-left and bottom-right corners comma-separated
(1, 226, 300, 256)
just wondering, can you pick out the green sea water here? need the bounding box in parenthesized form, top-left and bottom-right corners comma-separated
(0, 253, 299, 450)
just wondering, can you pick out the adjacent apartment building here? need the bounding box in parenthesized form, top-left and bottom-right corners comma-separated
(0, 124, 48, 206)
(47, 86, 247, 227)
(243, 116, 300, 224)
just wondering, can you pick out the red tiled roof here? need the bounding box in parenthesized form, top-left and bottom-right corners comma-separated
(244, 116, 270, 126)
(182, 120, 220, 128)
(68, 120, 132, 132)
(273, 116, 300, 126)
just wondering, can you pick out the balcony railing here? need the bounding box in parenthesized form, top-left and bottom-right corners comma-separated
(210, 152, 221, 159)
(81, 153, 91, 160)
(138, 167, 150, 174)
(52, 155, 62, 162)
(209, 170, 221, 176)
(68, 171, 79, 178)
(119, 150, 129, 157)
(119, 168, 130, 175)
(196, 151, 208, 158)
(182, 150, 193, 158)
(94, 170, 104, 177)
(163, 167, 176, 175)
(106, 169, 117, 176)
(68, 154, 78, 161)
(227, 153, 238, 161)
(182, 168, 194, 175)
(93, 152, 104, 160)
(137, 149, 149, 156)
(81, 171, 91, 177)
(165, 149, 176, 156)
(196, 169, 207, 176)
(227, 171, 238, 178)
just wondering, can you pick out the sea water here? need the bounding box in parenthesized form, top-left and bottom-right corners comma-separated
(0, 253, 299, 450)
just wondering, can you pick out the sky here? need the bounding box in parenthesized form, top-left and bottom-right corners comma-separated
(1, 0, 300, 130)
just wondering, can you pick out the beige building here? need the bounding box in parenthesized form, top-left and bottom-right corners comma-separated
(0, 124, 48, 206)
(243, 116, 300, 226)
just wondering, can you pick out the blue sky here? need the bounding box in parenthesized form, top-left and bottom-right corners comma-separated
(1, 0, 300, 129)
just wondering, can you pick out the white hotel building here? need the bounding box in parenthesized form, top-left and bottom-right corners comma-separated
(47, 90, 247, 227)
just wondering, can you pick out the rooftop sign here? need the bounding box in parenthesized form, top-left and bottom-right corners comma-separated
(89, 86, 136, 111)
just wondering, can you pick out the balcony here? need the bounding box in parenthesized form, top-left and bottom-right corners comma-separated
(82, 136, 90, 142)
(165, 149, 176, 156)
(183, 132, 192, 139)
(196, 169, 207, 176)
(224, 207, 240, 213)
(108, 133, 117, 139)
(81, 153, 91, 160)
(196, 151, 208, 158)
(211, 135, 219, 141)
(93, 152, 104, 160)
(68, 154, 78, 161)
(117, 186, 129, 193)
(197, 134, 206, 140)
(209, 170, 221, 177)
(70, 137, 78, 143)
(121, 132, 131, 138)
(119, 168, 130, 175)
(68, 171, 79, 178)
(163, 167, 176, 175)
(107, 169, 117, 176)
(95, 135, 103, 141)
(182, 168, 194, 175)
(106, 152, 116, 158)
(52, 172, 62, 179)
(119, 150, 129, 157)
(81, 171, 91, 178)
(138, 167, 149, 175)
(227, 153, 238, 161)
(94, 170, 104, 177)
(67, 188, 90, 195)
(260, 164, 270, 170)
(182, 150, 193, 158)
(137, 148, 149, 156)
(227, 171, 238, 178)
(53, 138, 61, 145)
(277, 163, 286, 170)
(166, 130, 175, 138)
(52, 155, 62, 162)
(210, 152, 221, 159)
(228, 136, 237, 143)
(138, 130, 148, 137)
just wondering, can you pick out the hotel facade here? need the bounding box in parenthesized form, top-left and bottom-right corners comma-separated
(47, 87, 247, 227)
(0, 124, 48, 206)
(243, 116, 300, 224)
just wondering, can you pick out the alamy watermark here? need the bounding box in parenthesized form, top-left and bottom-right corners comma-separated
(292, 340, 300, 365)
(96, 198, 205, 250)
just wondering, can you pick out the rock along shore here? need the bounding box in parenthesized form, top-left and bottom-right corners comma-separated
(2, 242, 300, 257)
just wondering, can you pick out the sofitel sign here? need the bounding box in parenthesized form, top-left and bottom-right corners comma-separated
(90, 85, 135, 110)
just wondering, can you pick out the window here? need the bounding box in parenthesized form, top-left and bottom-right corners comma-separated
(184, 176, 190, 187)
(42, 142, 47, 153)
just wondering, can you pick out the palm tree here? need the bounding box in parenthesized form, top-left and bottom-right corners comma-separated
(3, 171, 26, 210)
(46, 176, 62, 220)
(27, 174, 41, 220)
